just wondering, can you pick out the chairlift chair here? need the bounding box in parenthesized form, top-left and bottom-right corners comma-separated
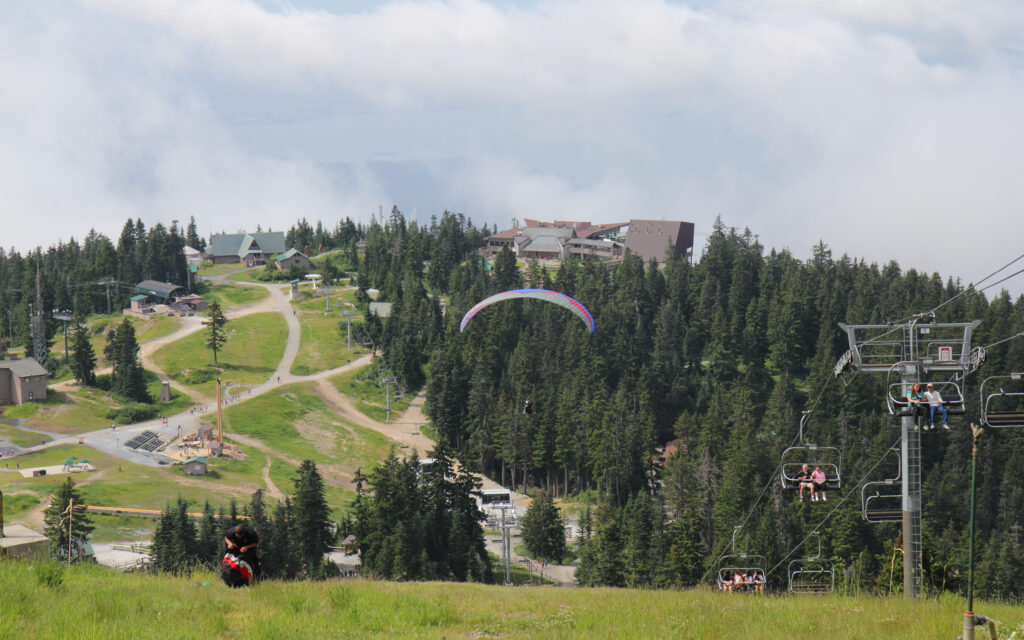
(788, 561, 836, 593)
(861, 448, 902, 523)
(716, 526, 767, 592)
(980, 373, 1024, 428)
(787, 532, 835, 593)
(885, 364, 966, 420)
(780, 412, 841, 491)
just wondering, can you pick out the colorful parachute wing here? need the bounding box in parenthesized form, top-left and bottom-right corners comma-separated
(459, 288, 595, 333)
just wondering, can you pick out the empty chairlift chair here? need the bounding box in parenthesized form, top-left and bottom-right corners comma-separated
(980, 373, 1024, 428)
(788, 532, 835, 593)
(861, 448, 902, 523)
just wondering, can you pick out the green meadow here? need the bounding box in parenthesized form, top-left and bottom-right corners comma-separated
(289, 290, 365, 375)
(330, 364, 413, 423)
(197, 262, 252, 277)
(200, 282, 269, 312)
(7, 371, 194, 433)
(216, 383, 391, 511)
(151, 312, 287, 396)
(2, 561, 1023, 640)
(47, 313, 181, 371)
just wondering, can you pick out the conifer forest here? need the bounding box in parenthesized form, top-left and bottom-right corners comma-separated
(4, 210, 1024, 599)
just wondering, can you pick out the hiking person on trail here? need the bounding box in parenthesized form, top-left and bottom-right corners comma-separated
(222, 523, 261, 587)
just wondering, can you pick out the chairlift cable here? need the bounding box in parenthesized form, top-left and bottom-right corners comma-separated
(975, 266, 1024, 296)
(766, 433, 904, 578)
(929, 251, 1024, 315)
(700, 375, 837, 585)
(978, 331, 1024, 352)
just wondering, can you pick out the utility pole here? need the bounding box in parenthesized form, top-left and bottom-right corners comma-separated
(68, 497, 74, 566)
(499, 504, 514, 585)
(339, 310, 356, 351)
(837, 318, 982, 599)
(53, 311, 73, 361)
(216, 378, 224, 446)
(379, 373, 397, 423)
(31, 267, 47, 364)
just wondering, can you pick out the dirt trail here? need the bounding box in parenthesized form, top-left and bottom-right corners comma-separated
(262, 458, 283, 500)
(313, 380, 434, 454)
(22, 467, 111, 528)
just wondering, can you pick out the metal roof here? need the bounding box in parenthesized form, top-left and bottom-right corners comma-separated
(624, 219, 695, 263)
(207, 232, 286, 258)
(137, 280, 186, 299)
(369, 302, 393, 318)
(275, 248, 307, 261)
(519, 235, 565, 254)
(0, 357, 49, 378)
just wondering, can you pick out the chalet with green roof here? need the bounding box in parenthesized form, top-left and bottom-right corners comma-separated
(205, 232, 287, 266)
(274, 248, 313, 271)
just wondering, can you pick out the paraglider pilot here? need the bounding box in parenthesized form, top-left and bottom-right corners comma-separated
(222, 523, 261, 587)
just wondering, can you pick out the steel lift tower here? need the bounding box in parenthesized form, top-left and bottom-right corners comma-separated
(836, 317, 984, 598)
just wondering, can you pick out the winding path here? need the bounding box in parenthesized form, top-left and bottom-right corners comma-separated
(6, 265, 567, 581)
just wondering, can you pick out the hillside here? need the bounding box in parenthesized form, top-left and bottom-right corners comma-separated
(3, 561, 1023, 639)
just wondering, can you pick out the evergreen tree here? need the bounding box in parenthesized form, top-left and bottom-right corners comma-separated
(70, 317, 96, 385)
(197, 499, 220, 568)
(293, 460, 334, 578)
(109, 318, 149, 402)
(521, 490, 567, 563)
(43, 477, 94, 562)
(204, 301, 228, 365)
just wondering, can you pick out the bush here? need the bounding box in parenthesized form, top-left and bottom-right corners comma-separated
(93, 374, 113, 392)
(182, 368, 220, 385)
(106, 402, 160, 425)
(34, 563, 65, 590)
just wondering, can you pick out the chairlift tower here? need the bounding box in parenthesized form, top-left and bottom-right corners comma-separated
(836, 317, 983, 598)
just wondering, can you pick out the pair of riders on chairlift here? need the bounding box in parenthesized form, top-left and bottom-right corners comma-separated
(907, 382, 951, 430)
(794, 464, 828, 502)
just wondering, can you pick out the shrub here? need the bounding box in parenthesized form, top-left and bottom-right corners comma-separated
(93, 374, 113, 392)
(106, 402, 160, 424)
(182, 368, 220, 385)
(34, 563, 65, 590)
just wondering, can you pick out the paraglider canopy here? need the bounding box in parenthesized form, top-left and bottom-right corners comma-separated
(459, 288, 595, 333)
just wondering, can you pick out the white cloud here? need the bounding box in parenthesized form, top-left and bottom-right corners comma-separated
(1, 0, 1023, 297)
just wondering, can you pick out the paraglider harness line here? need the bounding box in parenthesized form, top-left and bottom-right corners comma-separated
(766, 432, 904, 580)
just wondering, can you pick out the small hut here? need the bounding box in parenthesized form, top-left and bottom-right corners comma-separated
(184, 457, 208, 476)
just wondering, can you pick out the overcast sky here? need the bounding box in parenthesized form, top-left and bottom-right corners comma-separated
(2, 0, 1023, 297)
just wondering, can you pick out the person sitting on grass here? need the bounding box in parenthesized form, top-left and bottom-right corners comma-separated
(811, 466, 827, 502)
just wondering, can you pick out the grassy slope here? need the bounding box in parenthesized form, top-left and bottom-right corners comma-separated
(2, 563, 1023, 640)
(46, 313, 181, 374)
(217, 382, 392, 514)
(197, 263, 251, 277)
(151, 312, 287, 396)
(201, 282, 269, 312)
(10, 371, 194, 433)
(0, 384, 391, 533)
(330, 364, 412, 424)
(289, 290, 365, 375)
